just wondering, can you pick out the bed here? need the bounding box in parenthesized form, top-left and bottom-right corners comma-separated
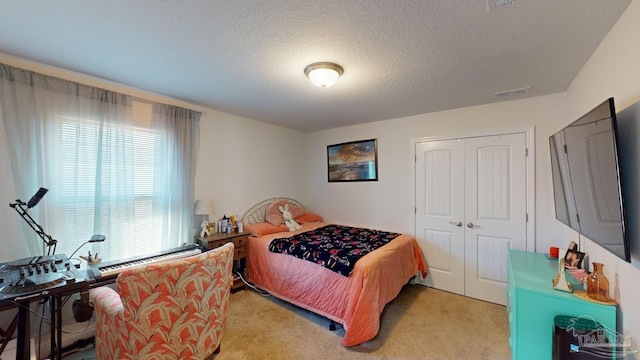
(241, 198, 427, 347)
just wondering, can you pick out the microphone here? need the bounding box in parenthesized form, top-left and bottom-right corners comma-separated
(26, 187, 48, 209)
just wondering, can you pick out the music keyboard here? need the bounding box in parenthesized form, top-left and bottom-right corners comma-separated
(88, 244, 202, 283)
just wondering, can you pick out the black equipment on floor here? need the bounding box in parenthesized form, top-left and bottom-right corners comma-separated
(553, 315, 613, 360)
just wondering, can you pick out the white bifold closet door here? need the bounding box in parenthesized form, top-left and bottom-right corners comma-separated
(415, 133, 527, 305)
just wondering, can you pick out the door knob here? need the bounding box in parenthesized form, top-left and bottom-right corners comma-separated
(449, 221, 462, 227)
(467, 222, 480, 228)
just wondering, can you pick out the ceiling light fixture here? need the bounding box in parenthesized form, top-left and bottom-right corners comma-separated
(304, 62, 344, 88)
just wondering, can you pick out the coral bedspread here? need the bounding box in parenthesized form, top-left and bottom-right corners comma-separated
(247, 222, 427, 347)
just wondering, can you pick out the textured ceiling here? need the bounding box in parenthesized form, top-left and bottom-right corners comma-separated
(0, 0, 632, 132)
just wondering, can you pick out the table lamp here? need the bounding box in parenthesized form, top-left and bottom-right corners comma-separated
(194, 199, 213, 237)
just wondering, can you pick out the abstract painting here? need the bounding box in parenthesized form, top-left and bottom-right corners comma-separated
(327, 139, 378, 182)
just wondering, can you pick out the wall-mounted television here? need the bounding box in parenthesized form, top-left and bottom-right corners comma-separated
(549, 97, 631, 262)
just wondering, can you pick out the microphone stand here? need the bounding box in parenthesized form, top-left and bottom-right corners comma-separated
(9, 199, 57, 256)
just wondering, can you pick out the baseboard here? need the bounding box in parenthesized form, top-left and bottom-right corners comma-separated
(1, 338, 36, 360)
(33, 322, 95, 359)
(41, 322, 95, 359)
(1, 323, 95, 360)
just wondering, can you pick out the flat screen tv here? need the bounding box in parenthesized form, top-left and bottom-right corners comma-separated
(549, 97, 631, 262)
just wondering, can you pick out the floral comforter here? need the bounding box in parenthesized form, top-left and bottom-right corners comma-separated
(268, 224, 400, 276)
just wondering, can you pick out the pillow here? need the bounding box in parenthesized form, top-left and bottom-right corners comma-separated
(295, 211, 323, 223)
(244, 222, 289, 237)
(265, 200, 305, 226)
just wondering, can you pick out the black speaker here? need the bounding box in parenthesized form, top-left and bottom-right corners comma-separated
(72, 291, 94, 322)
(553, 315, 608, 360)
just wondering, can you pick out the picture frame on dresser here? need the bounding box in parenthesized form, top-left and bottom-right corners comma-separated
(564, 249, 585, 268)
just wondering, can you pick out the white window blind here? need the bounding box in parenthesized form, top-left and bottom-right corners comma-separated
(52, 102, 171, 261)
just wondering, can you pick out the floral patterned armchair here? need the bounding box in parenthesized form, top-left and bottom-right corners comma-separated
(90, 243, 234, 359)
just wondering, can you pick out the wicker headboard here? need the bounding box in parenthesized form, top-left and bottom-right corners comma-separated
(240, 197, 306, 225)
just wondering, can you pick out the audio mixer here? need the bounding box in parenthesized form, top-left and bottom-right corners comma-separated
(0, 254, 90, 305)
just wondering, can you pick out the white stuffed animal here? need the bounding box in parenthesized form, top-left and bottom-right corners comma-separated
(200, 220, 211, 238)
(280, 204, 302, 231)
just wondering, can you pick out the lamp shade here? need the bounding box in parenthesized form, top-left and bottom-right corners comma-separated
(194, 199, 213, 216)
(304, 62, 344, 88)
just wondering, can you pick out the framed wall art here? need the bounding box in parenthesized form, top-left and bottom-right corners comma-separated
(327, 139, 378, 182)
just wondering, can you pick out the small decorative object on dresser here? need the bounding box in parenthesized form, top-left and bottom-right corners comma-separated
(195, 230, 250, 291)
(200, 220, 211, 237)
(552, 258, 573, 293)
(195, 199, 214, 237)
(587, 262, 611, 301)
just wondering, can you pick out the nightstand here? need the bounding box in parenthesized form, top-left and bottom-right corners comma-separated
(196, 231, 251, 291)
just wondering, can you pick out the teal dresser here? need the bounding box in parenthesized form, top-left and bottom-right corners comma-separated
(507, 250, 617, 359)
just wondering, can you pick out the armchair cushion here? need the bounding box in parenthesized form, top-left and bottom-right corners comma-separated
(91, 243, 234, 360)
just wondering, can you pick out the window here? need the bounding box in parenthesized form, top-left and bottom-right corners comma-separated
(52, 102, 173, 261)
(1, 65, 198, 263)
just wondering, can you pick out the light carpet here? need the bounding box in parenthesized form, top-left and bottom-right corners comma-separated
(216, 284, 511, 360)
(63, 284, 511, 360)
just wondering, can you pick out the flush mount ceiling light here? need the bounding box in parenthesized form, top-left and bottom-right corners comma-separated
(304, 62, 344, 88)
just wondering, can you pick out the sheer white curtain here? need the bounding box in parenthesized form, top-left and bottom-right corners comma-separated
(0, 63, 199, 262)
(150, 104, 200, 249)
(0, 94, 24, 261)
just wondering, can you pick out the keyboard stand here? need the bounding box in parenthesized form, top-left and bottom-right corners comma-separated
(3, 293, 84, 360)
(49, 294, 64, 359)
(16, 301, 31, 360)
(0, 313, 17, 355)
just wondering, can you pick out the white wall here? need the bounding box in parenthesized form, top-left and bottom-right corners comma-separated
(306, 93, 573, 250)
(195, 109, 307, 222)
(565, 0, 640, 353)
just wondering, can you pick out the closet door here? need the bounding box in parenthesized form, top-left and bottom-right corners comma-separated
(463, 134, 527, 305)
(415, 139, 465, 295)
(415, 133, 527, 305)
